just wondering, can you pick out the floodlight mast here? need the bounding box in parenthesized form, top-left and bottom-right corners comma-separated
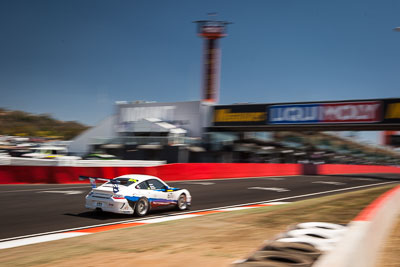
(194, 16, 232, 103)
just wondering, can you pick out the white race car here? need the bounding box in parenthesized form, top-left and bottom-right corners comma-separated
(81, 174, 192, 216)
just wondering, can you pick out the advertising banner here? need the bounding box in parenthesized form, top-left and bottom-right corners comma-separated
(269, 101, 382, 124)
(213, 104, 268, 126)
(383, 99, 400, 123)
(269, 104, 319, 124)
(321, 101, 381, 123)
(212, 98, 400, 129)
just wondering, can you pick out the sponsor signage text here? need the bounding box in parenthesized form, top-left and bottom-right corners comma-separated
(269, 101, 381, 124)
(383, 100, 400, 123)
(269, 104, 319, 124)
(213, 105, 267, 126)
(212, 98, 400, 129)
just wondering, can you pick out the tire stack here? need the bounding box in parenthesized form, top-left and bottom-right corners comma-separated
(233, 222, 347, 267)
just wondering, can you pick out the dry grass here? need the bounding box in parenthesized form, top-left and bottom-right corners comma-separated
(377, 217, 400, 267)
(0, 184, 397, 267)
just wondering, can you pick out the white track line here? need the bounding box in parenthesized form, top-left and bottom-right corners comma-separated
(136, 214, 200, 224)
(0, 233, 89, 250)
(169, 175, 299, 183)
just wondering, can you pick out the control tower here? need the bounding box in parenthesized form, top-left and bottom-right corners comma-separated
(194, 17, 231, 103)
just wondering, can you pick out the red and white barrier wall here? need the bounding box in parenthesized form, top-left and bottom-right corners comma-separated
(314, 185, 400, 267)
(318, 164, 400, 175)
(0, 163, 301, 184)
(0, 163, 399, 184)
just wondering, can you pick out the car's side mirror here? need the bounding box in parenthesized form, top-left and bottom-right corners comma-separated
(162, 185, 169, 192)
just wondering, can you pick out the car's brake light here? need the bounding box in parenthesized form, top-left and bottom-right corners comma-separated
(112, 194, 125, 199)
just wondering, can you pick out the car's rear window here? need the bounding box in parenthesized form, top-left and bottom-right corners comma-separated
(105, 178, 138, 187)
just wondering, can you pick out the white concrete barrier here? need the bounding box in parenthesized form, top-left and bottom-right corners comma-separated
(72, 159, 166, 167)
(2, 157, 58, 166)
(0, 156, 166, 167)
(276, 225, 347, 252)
(0, 156, 11, 165)
(313, 185, 400, 267)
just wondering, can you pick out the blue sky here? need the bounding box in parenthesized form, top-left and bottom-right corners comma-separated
(1, 0, 399, 143)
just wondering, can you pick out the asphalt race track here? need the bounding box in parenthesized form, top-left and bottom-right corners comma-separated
(1, 173, 399, 240)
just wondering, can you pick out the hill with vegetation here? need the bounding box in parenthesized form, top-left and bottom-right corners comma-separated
(0, 108, 90, 140)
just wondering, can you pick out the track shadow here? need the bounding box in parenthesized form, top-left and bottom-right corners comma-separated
(63, 208, 176, 220)
(63, 211, 132, 220)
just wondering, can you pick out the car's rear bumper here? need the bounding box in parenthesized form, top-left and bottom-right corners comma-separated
(85, 197, 134, 214)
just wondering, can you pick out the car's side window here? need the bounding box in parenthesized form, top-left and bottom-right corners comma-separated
(136, 181, 149, 190)
(147, 179, 165, 190)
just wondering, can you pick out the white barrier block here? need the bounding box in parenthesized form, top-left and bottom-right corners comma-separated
(314, 186, 400, 267)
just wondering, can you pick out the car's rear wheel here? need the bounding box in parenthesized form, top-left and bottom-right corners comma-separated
(135, 197, 149, 216)
(177, 194, 187, 211)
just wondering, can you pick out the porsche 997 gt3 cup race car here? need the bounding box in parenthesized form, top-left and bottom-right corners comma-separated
(80, 174, 192, 216)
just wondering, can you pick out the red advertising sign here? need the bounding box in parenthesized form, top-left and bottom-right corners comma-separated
(321, 101, 382, 123)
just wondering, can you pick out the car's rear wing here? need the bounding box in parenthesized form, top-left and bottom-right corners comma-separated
(79, 175, 121, 189)
(79, 176, 109, 188)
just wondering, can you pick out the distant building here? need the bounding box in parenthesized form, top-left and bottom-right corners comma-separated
(68, 100, 213, 160)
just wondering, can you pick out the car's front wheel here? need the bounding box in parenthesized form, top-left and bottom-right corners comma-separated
(176, 194, 188, 211)
(134, 197, 149, 216)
